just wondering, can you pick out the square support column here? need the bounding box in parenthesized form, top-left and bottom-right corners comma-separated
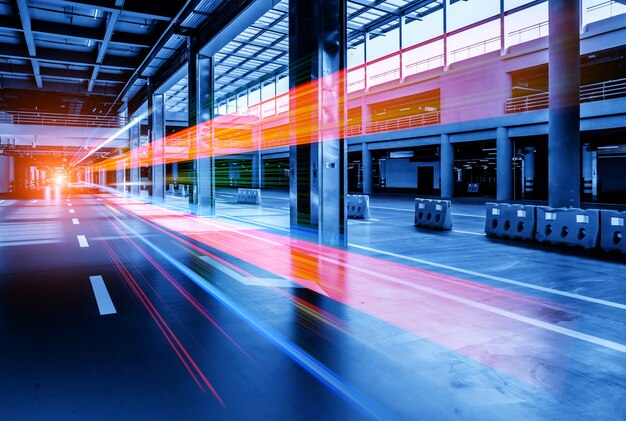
(496, 127, 512, 201)
(151, 93, 166, 203)
(188, 39, 215, 217)
(548, 0, 581, 208)
(289, 0, 347, 247)
(440, 133, 454, 199)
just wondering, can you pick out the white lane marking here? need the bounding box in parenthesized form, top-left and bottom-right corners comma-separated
(67, 203, 72, 206)
(370, 206, 412, 212)
(89, 275, 117, 316)
(0, 200, 5, 203)
(69, 209, 75, 214)
(66, 199, 70, 202)
(216, 213, 289, 232)
(315, 252, 626, 354)
(77, 235, 89, 247)
(454, 229, 486, 236)
(97, 198, 102, 201)
(72, 218, 80, 225)
(452, 213, 486, 219)
(31, 200, 38, 203)
(349, 243, 626, 311)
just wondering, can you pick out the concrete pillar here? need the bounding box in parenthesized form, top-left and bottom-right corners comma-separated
(362, 143, 372, 194)
(440, 133, 454, 198)
(129, 116, 140, 196)
(548, 0, 581, 208)
(188, 37, 215, 216)
(151, 92, 166, 203)
(496, 127, 512, 201)
(289, 0, 347, 247)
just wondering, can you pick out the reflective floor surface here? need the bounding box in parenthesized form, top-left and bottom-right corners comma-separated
(0, 186, 625, 420)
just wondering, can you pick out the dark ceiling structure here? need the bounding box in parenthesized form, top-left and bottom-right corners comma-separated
(0, 0, 216, 115)
(0, 0, 449, 119)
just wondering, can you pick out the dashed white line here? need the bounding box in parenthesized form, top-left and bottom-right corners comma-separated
(89, 275, 117, 316)
(72, 218, 80, 225)
(77, 235, 89, 247)
(69, 209, 75, 214)
(67, 203, 72, 206)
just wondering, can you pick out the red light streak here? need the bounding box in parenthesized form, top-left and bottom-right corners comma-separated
(103, 195, 577, 392)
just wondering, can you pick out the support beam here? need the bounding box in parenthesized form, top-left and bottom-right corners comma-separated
(88, 1, 124, 92)
(548, 0, 580, 208)
(496, 127, 512, 201)
(289, 0, 347, 247)
(16, 0, 42, 88)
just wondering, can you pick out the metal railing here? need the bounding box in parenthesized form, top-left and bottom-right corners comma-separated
(505, 77, 626, 113)
(347, 124, 363, 137)
(365, 111, 440, 134)
(0, 111, 126, 128)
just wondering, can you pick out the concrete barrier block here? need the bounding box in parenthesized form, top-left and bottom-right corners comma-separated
(536, 207, 599, 249)
(347, 195, 370, 219)
(600, 210, 626, 253)
(415, 198, 452, 230)
(485, 203, 536, 240)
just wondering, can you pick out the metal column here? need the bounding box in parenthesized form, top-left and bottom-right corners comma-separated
(129, 116, 140, 196)
(188, 38, 215, 217)
(288, 0, 347, 247)
(496, 127, 512, 201)
(440, 133, 454, 198)
(548, 0, 580, 208)
(151, 93, 166, 203)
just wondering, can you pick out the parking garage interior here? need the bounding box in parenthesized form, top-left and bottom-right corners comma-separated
(1, 0, 626, 420)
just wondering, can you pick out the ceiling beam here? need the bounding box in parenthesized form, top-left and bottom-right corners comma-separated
(16, 0, 43, 88)
(88, 0, 124, 92)
(42, 0, 176, 22)
(0, 63, 128, 83)
(0, 43, 137, 70)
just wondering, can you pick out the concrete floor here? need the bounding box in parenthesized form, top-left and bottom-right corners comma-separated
(0, 186, 625, 420)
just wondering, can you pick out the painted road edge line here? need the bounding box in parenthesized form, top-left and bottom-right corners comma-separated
(77, 235, 89, 247)
(89, 275, 117, 315)
(348, 243, 626, 311)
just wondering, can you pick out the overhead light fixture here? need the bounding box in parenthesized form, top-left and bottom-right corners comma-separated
(598, 145, 619, 150)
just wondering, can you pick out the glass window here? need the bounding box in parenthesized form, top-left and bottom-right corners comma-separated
(504, 2, 548, 49)
(347, 42, 365, 69)
(367, 26, 400, 61)
(504, 0, 537, 12)
(447, 19, 500, 64)
(447, 0, 500, 32)
(276, 74, 289, 95)
(248, 87, 260, 106)
(403, 8, 444, 47)
(582, 0, 626, 28)
(403, 39, 444, 77)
